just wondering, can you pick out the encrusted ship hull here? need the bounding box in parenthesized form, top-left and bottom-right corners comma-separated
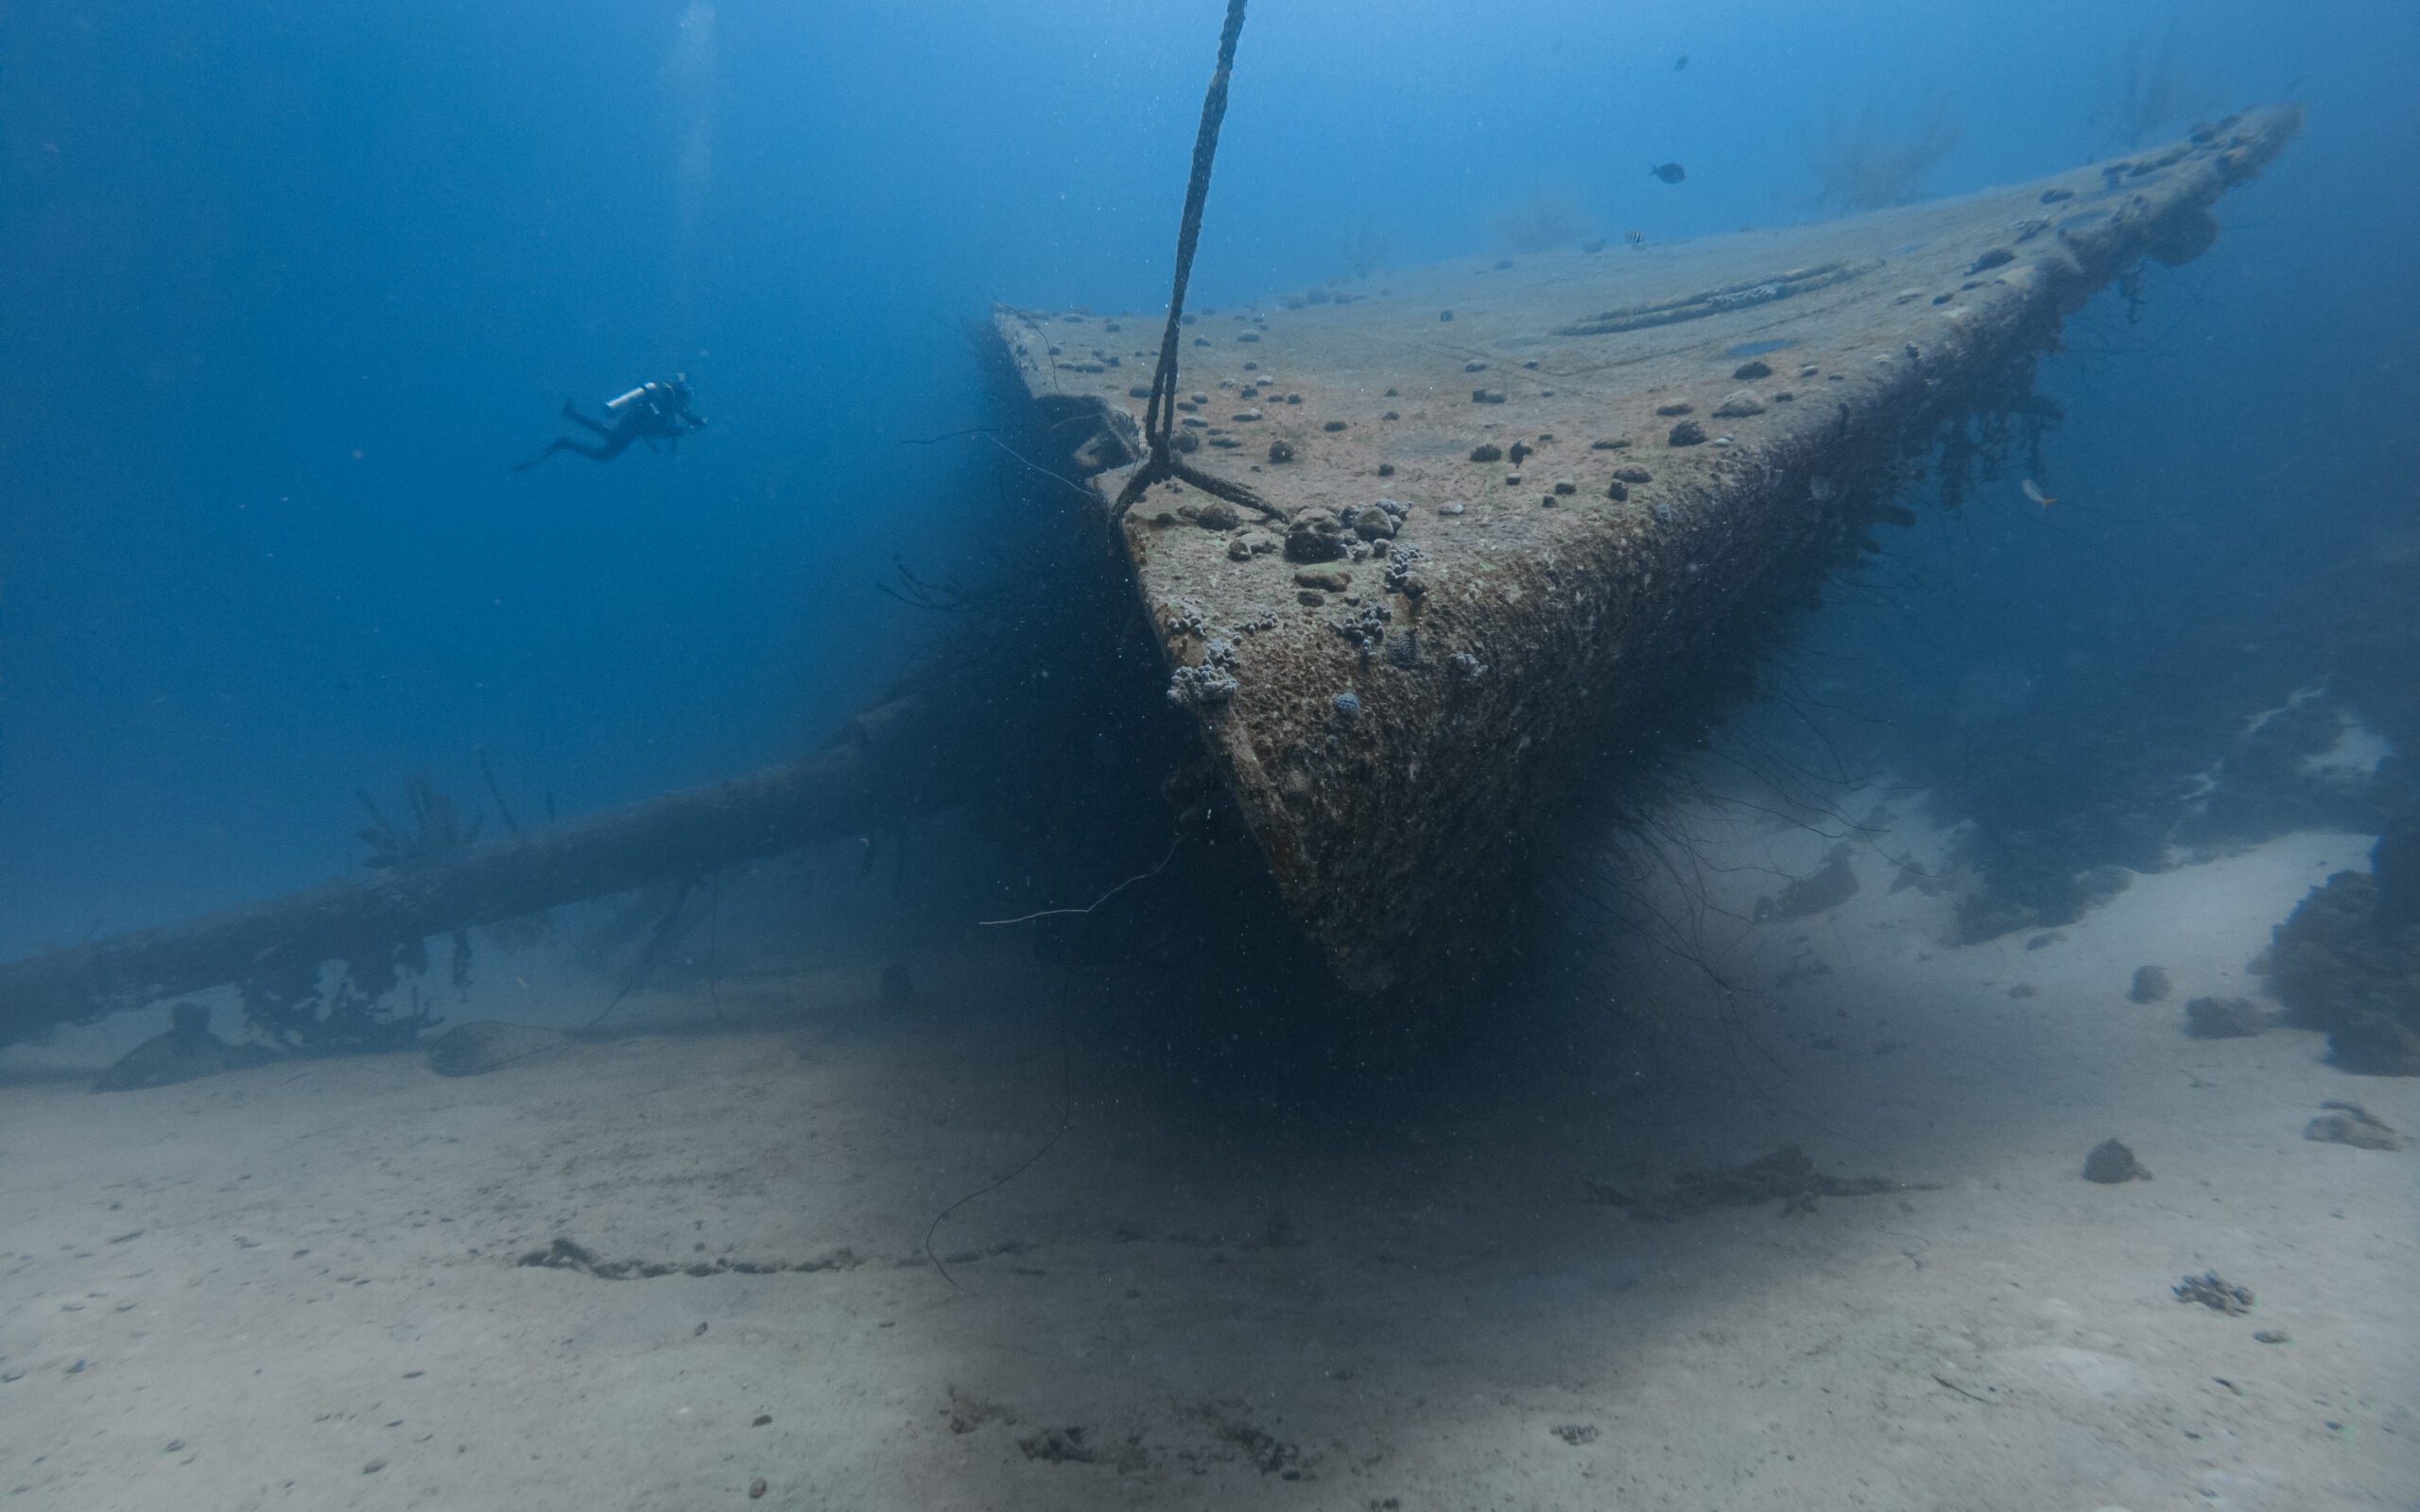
(990, 108, 2300, 989)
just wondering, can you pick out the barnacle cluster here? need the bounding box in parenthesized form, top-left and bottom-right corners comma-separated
(1160, 598, 1211, 639)
(1329, 601, 1392, 656)
(1167, 635, 1241, 708)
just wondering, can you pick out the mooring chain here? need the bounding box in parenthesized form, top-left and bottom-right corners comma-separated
(1111, 0, 1286, 527)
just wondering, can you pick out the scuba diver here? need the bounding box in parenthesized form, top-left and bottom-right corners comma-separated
(512, 374, 706, 471)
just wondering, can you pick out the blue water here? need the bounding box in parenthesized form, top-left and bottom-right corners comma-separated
(2, 0, 2411, 949)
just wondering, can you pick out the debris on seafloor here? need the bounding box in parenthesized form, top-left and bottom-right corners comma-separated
(1189, 1400, 1306, 1479)
(92, 1002, 274, 1093)
(2129, 965, 2173, 1004)
(1889, 862, 1943, 896)
(946, 1386, 1016, 1435)
(514, 1235, 864, 1280)
(426, 1020, 566, 1077)
(1753, 842, 1859, 922)
(2184, 994, 2266, 1038)
(1582, 1144, 1931, 1220)
(2259, 820, 2420, 1075)
(1016, 1427, 1098, 1465)
(2082, 1138, 2151, 1184)
(2173, 1271, 2256, 1314)
(2303, 1101, 2404, 1150)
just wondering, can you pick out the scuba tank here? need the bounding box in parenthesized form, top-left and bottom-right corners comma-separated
(604, 385, 654, 413)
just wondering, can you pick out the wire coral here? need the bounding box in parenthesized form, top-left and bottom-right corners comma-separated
(2091, 26, 2221, 156)
(1338, 214, 1391, 280)
(226, 769, 489, 1050)
(1491, 193, 1594, 253)
(1798, 91, 1962, 214)
(355, 771, 481, 869)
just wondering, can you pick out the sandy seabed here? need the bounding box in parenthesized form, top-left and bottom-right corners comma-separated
(2, 819, 2413, 1512)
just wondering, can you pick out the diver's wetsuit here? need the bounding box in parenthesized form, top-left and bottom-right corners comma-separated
(512, 378, 706, 470)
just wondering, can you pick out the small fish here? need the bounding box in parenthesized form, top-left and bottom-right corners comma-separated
(2022, 479, 2058, 507)
(1649, 162, 1686, 184)
(1624, 229, 1646, 248)
(1674, 55, 1689, 72)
